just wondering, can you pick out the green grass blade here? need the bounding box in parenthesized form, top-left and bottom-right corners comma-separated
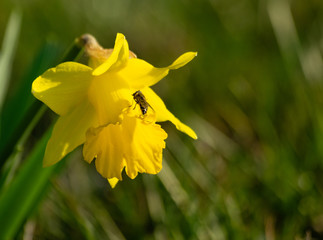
(0, 105, 48, 189)
(0, 128, 62, 240)
(0, 40, 83, 165)
(0, 43, 61, 164)
(0, 9, 22, 110)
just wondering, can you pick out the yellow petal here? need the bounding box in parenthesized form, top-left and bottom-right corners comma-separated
(83, 124, 125, 179)
(83, 114, 167, 180)
(82, 126, 104, 164)
(88, 49, 113, 69)
(167, 51, 197, 69)
(122, 114, 167, 179)
(120, 51, 197, 89)
(32, 62, 93, 116)
(108, 178, 119, 188)
(141, 87, 197, 139)
(87, 72, 133, 125)
(43, 100, 97, 167)
(92, 33, 129, 76)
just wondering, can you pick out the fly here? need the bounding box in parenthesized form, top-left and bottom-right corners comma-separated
(132, 90, 152, 115)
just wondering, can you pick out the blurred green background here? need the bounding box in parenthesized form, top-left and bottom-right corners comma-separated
(1, 0, 323, 239)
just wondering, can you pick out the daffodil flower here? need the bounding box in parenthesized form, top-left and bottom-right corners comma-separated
(32, 33, 197, 187)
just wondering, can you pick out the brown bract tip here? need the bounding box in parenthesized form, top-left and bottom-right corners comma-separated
(77, 34, 103, 50)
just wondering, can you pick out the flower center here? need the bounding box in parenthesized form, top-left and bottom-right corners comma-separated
(88, 72, 132, 126)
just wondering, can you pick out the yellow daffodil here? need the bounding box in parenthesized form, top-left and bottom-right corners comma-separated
(32, 33, 197, 187)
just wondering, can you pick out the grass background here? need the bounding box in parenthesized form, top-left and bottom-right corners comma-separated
(1, 0, 323, 239)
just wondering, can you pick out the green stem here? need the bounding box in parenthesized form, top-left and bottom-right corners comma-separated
(0, 105, 48, 190)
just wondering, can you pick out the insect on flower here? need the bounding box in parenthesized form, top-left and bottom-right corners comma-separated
(132, 90, 152, 115)
(31, 33, 197, 188)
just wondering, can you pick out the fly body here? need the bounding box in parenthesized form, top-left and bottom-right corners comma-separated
(132, 90, 151, 115)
